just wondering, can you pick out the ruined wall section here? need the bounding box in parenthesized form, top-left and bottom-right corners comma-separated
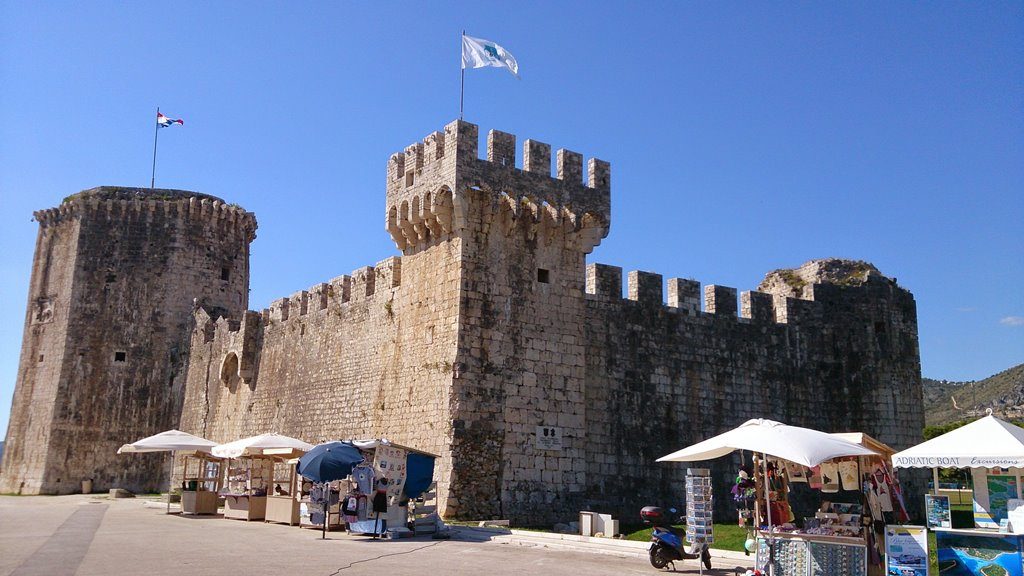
(0, 214, 82, 494)
(405, 121, 611, 522)
(0, 188, 256, 494)
(582, 264, 923, 519)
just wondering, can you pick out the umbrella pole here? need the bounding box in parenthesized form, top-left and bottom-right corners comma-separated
(933, 467, 940, 496)
(763, 452, 773, 576)
(322, 483, 327, 540)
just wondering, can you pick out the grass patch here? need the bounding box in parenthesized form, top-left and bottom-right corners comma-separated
(621, 523, 752, 552)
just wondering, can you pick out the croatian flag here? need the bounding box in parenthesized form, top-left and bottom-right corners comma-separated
(157, 112, 183, 128)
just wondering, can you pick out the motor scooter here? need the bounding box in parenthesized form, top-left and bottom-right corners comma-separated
(641, 506, 712, 571)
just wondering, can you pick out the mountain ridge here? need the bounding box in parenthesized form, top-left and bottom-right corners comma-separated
(924, 363, 1024, 426)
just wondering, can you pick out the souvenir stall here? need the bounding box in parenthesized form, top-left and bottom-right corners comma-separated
(178, 451, 223, 515)
(263, 452, 304, 525)
(742, 433, 907, 576)
(117, 429, 220, 515)
(297, 439, 438, 538)
(212, 433, 313, 521)
(657, 419, 881, 576)
(892, 411, 1024, 576)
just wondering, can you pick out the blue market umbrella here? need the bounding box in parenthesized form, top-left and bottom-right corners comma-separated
(297, 441, 364, 539)
(297, 441, 364, 482)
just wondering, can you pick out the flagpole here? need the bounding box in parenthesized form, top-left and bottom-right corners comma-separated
(151, 106, 160, 189)
(459, 30, 465, 120)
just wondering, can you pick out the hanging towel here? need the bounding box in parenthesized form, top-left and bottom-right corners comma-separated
(838, 459, 860, 491)
(820, 461, 840, 493)
(809, 465, 823, 489)
(785, 461, 808, 483)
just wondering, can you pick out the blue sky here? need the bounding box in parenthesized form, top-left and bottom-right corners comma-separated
(1, 2, 1021, 438)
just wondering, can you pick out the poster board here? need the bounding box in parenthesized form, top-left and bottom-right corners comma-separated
(1008, 499, 1024, 535)
(973, 469, 1022, 529)
(927, 495, 952, 529)
(885, 525, 929, 576)
(935, 531, 1024, 576)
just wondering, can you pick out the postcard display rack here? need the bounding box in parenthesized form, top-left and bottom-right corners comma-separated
(757, 532, 867, 576)
(686, 468, 714, 550)
(222, 458, 272, 521)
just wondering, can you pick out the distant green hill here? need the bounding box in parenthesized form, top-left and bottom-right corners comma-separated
(924, 363, 1024, 426)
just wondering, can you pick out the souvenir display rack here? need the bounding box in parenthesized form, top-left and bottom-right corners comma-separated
(221, 457, 272, 521)
(180, 452, 221, 515)
(686, 468, 714, 547)
(753, 433, 900, 576)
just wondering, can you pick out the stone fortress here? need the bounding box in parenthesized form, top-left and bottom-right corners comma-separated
(1, 119, 924, 524)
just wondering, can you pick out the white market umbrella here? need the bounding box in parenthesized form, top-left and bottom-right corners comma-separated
(118, 429, 219, 514)
(656, 418, 879, 467)
(212, 433, 314, 458)
(892, 413, 1024, 470)
(891, 412, 1024, 496)
(117, 429, 217, 454)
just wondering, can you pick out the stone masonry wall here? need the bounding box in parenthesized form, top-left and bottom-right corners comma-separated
(0, 217, 82, 494)
(0, 188, 255, 494)
(176, 120, 922, 526)
(581, 263, 923, 521)
(178, 246, 463, 510)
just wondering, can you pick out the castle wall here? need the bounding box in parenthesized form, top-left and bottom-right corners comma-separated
(0, 190, 255, 494)
(581, 265, 924, 521)
(178, 246, 463, 507)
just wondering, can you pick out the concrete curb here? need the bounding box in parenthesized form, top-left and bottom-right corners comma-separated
(503, 529, 753, 565)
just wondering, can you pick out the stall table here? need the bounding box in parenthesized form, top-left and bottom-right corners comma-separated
(224, 494, 267, 521)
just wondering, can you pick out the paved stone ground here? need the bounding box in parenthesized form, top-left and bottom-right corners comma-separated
(0, 496, 752, 575)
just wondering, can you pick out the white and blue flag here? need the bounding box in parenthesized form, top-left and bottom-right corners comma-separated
(462, 34, 519, 78)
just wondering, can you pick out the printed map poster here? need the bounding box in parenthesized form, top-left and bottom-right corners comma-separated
(928, 495, 953, 529)
(977, 476, 1020, 529)
(886, 525, 929, 576)
(935, 531, 1023, 576)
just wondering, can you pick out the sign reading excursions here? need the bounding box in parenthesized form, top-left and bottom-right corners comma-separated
(892, 456, 1024, 468)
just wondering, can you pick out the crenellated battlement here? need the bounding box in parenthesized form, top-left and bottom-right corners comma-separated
(214, 257, 406, 335)
(583, 262, 847, 326)
(33, 187, 257, 242)
(385, 120, 610, 255)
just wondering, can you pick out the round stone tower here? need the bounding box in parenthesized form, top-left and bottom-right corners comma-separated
(0, 186, 257, 494)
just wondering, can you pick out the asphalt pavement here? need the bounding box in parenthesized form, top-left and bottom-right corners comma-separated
(0, 495, 751, 576)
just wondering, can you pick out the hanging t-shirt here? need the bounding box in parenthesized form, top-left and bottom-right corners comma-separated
(872, 467, 894, 512)
(820, 461, 840, 493)
(372, 490, 388, 513)
(867, 486, 883, 521)
(352, 465, 374, 494)
(838, 459, 859, 491)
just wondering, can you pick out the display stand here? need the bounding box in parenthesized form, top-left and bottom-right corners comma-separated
(221, 457, 271, 521)
(753, 434, 899, 576)
(299, 481, 343, 532)
(686, 468, 713, 575)
(265, 457, 301, 526)
(180, 452, 222, 515)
